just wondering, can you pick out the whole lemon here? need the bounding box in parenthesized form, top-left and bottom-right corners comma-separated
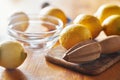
(95, 4, 120, 23)
(39, 6, 67, 25)
(0, 41, 27, 69)
(102, 15, 120, 36)
(9, 12, 29, 31)
(73, 14, 102, 39)
(59, 24, 92, 49)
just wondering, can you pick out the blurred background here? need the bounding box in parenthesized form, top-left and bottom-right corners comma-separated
(1, 0, 120, 20)
(0, 0, 120, 41)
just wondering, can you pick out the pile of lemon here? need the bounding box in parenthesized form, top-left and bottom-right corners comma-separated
(40, 4, 120, 49)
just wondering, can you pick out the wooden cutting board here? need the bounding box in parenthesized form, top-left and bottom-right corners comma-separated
(45, 45, 120, 75)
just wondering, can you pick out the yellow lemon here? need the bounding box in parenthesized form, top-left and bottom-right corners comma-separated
(95, 4, 120, 23)
(102, 15, 120, 36)
(59, 24, 92, 49)
(73, 14, 102, 38)
(0, 41, 27, 69)
(39, 6, 67, 25)
(9, 12, 29, 31)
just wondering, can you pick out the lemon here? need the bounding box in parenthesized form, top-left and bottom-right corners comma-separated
(59, 24, 92, 49)
(102, 15, 120, 36)
(9, 12, 29, 31)
(73, 14, 102, 38)
(39, 6, 67, 25)
(95, 4, 120, 23)
(0, 41, 27, 69)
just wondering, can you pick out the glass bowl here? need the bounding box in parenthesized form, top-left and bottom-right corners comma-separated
(7, 14, 63, 51)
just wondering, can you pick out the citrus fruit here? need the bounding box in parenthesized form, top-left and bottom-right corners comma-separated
(9, 12, 29, 31)
(95, 4, 120, 23)
(102, 15, 120, 36)
(39, 6, 67, 25)
(73, 14, 102, 38)
(0, 41, 27, 69)
(59, 24, 92, 49)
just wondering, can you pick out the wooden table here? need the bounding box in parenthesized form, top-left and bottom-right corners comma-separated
(0, 0, 120, 80)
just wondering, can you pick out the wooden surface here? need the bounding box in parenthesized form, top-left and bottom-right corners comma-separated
(46, 45, 120, 75)
(0, 0, 120, 80)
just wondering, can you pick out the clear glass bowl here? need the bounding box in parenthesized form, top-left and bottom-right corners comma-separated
(7, 14, 63, 50)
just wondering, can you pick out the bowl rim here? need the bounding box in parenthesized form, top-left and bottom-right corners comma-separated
(7, 15, 63, 35)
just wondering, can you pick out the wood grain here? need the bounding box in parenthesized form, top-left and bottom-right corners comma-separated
(0, 0, 120, 80)
(46, 45, 120, 75)
(0, 46, 120, 80)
